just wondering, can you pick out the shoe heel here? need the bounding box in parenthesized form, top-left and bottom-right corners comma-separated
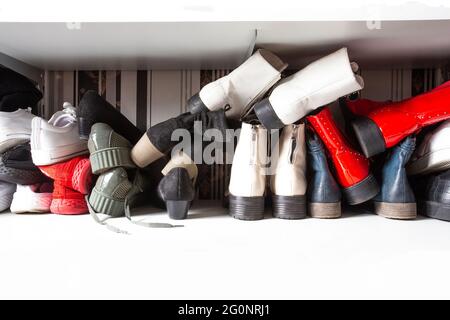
(229, 195, 265, 220)
(78, 117, 90, 140)
(308, 202, 342, 219)
(272, 195, 306, 219)
(375, 202, 417, 220)
(343, 174, 380, 205)
(351, 116, 386, 158)
(166, 200, 191, 220)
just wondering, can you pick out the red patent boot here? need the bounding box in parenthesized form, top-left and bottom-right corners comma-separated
(39, 155, 92, 195)
(307, 107, 379, 205)
(351, 80, 450, 157)
(344, 99, 390, 117)
(50, 180, 88, 215)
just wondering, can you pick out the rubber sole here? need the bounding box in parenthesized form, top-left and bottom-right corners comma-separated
(166, 200, 191, 220)
(50, 198, 88, 215)
(351, 116, 386, 158)
(90, 147, 136, 174)
(418, 200, 450, 221)
(10, 193, 52, 214)
(253, 98, 285, 130)
(229, 195, 265, 220)
(31, 146, 88, 166)
(407, 148, 450, 176)
(309, 202, 342, 219)
(88, 188, 125, 217)
(342, 174, 380, 205)
(272, 195, 306, 219)
(374, 202, 417, 220)
(0, 138, 29, 154)
(187, 93, 210, 114)
(0, 192, 14, 212)
(72, 158, 93, 195)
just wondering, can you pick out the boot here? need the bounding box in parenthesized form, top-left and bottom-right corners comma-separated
(228, 122, 267, 220)
(131, 110, 227, 168)
(51, 181, 87, 215)
(38, 155, 93, 195)
(417, 169, 450, 221)
(253, 48, 364, 129)
(307, 107, 379, 205)
(157, 151, 198, 220)
(374, 136, 416, 220)
(270, 124, 307, 219)
(188, 49, 286, 120)
(88, 123, 136, 174)
(306, 130, 342, 218)
(351, 80, 450, 158)
(78, 90, 143, 144)
(0, 66, 42, 114)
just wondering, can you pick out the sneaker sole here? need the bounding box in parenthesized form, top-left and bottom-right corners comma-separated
(407, 148, 450, 175)
(50, 199, 88, 215)
(10, 193, 52, 214)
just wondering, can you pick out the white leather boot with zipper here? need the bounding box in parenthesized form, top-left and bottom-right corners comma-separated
(228, 122, 268, 220)
(253, 47, 364, 129)
(187, 49, 287, 120)
(270, 123, 307, 219)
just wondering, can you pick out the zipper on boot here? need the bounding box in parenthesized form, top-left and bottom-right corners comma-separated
(289, 125, 299, 164)
(250, 125, 258, 165)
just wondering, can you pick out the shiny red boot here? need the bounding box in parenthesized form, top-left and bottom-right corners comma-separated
(351, 80, 450, 157)
(50, 180, 88, 215)
(39, 156, 93, 195)
(307, 107, 379, 205)
(344, 98, 390, 117)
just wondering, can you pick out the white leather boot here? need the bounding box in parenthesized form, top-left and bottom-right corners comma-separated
(228, 122, 268, 220)
(188, 49, 287, 120)
(254, 47, 364, 129)
(270, 123, 307, 219)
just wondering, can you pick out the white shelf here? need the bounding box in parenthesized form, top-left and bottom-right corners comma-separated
(1, 200, 450, 299)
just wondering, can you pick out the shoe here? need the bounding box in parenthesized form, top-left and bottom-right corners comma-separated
(78, 90, 143, 144)
(306, 130, 342, 218)
(351, 80, 450, 158)
(270, 124, 307, 219)
(228, 122, 267, 220)
(253, 48, 364, 129)
(158, 151, 197, 220)
(188, 49, 286, 120)
(0, 108, 35, 153)
(31, 102, 88, 165)
(51, 180, 88, 215)
(10, 183, 53, 214)
(307, 107, 379, 205)
(374, 136, 417, 220)
(416, 169, 450, 221)
(38, 155, 93, 195)
(131, 110, 227, 168)
(343, 98, 390, 117)
(0, 66, 42, 113)
(0, 181, 16, 212)
(0, 143, 49, 185)
(407, 120, 450, 175)
(88, 123, 135, 174)
(88, 167, 142, 217)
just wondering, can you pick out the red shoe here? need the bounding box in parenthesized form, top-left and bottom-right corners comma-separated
(39, 155, 92, 195)
(307, 107, 379, 205)
(50, 180, 88, 215)
(351, 80, 450, 157)
(344, 99, 390, 117)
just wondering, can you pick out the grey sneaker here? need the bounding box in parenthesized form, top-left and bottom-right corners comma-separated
(88, 123, 136, 174)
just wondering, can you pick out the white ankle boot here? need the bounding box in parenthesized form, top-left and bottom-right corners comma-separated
(228, 122, 268, 220)
(188, 49, 287, 120)
(270, 124, 307, 219)
(254, 48, 364, 129)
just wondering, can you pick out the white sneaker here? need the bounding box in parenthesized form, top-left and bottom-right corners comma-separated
(0, 181, 16, 212)
(407, 120, 450, 175)
(10, 183, 53, 214)
(0, 108, 35, 153)
(31, 102, 88, 165)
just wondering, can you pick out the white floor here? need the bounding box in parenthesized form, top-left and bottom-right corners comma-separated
(1, 200, 450, 300)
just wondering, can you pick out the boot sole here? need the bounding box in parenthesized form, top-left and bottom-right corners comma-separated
(374, 202, 417, 220)
(229, 195, 265, 220)
(309, 202, 342, 219)
(342, 174, 380, 205)
(418, 200, 450, 221)
(272, 195, 306, 219)
(90, 147, 135, 174)
(407, 148, 450, 175)
(351, 116, 386, 158)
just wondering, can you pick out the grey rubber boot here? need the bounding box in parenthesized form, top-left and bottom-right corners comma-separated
(88, 123, 136, 174)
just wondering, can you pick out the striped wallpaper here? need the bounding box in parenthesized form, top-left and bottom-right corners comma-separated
(42, 67, 445, 200)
